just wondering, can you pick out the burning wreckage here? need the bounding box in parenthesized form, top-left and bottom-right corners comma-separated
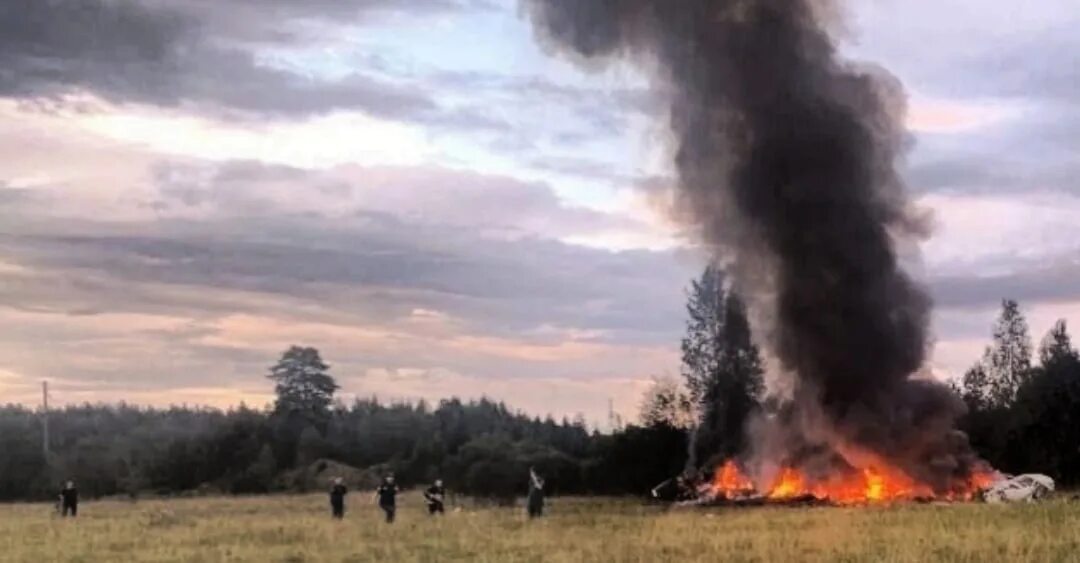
(524, 0, 1056, 509)
(656, 460, 1054, 505)
(653, 462, 1054, 507)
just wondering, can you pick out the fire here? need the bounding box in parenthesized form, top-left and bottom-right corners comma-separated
(767, 467, 806, 499)
(864, 468, 884, 501)
(713, 460, 754, 495)
(709, 459, 997, 505)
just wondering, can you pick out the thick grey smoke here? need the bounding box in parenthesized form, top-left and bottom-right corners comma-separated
(524, 0, 983, 490)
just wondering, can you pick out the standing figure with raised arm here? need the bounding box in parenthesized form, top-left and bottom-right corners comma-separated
(526, 467, 545, 519)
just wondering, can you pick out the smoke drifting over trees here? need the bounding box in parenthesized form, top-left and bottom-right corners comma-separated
(523, 0, 980, 489)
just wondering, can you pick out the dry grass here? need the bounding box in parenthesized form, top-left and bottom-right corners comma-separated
(1, 493, 1079, 562)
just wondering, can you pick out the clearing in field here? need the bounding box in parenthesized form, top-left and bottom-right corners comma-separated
(2, 494, 1079, 562)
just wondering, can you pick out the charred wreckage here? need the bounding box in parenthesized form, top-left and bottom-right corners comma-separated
(651, 465, 1055, 507)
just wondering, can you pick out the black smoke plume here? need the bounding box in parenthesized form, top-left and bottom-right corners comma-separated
(523, 0, 985, 490)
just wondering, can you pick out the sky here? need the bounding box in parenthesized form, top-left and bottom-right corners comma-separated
(0, 0, 1077, 428)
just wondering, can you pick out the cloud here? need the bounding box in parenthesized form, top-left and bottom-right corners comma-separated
(396, 68, 659, 158)
(527, 155, 640, 185)
(0, 211, 691, 341)
(842, 2, 1080, 201)
(919, 191, 1080, 272)
(905, 97, 1022, 135)
(0, 0, 657, 182)
(2, 0, 1077, 421)
(144, 160, 650, 239)
(908, 155, 1080, 198)
(0, 155, 695, 419)
(930, 255, 1080, 310)
(172, 0, 494, 43)
(905, 102, 1080, 198)
(845, 0, 1078, 98)
(947, 24, 1080, 104)
(0, 0, 495, 122)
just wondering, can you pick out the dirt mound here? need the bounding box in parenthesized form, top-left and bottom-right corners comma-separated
(278, 459, 381, 492)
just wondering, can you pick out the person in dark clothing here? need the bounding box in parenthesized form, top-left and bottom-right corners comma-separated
(59, 481, 78, 518)
(423, 479, 446, 515)
(374, 475, 399, 523)
(527, 467, 545, 519)
(329, 477, 348, 519)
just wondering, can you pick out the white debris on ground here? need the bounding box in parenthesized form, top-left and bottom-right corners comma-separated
(982, 474, 1055, 503)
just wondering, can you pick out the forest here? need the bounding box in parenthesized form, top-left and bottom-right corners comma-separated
(1, 268, 1077, 502)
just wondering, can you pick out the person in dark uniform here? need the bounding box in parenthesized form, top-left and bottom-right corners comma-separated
(59, 480, 78, 518)
(374, 475, 399, 523)
(423, 479, 446, 516)
(329, 477, 348, 519)
(526, 467, 545, 519)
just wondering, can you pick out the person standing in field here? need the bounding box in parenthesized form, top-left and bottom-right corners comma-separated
(59, 480, 78, 518)
(374, 475, 399, 523)
(423, 479, 446, 516)
(329, 477, 348, 519)
(526, 467, 545, 519)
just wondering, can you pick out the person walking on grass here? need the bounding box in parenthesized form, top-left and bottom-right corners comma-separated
(424, 479, 446, 516)
(527, 467, 545, 519)
(59, 480, 79, 518)
(375, 474, 399, 523)
(329, 477, 348, 519)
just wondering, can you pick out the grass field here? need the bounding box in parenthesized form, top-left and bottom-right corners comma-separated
(1, 493, 1079, 562)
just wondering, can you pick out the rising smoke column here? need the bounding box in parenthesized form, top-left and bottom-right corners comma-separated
(524, 0, 982, 490)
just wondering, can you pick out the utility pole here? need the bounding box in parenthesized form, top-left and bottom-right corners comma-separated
(42, 381, 50, 460)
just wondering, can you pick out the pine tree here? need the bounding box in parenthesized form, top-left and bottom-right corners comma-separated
(984, 300, 1033, 407)
(1011, 320, 1080, 484)
(959, 362, 991, 412)
(680, 266, 765, 467)
(1039, 320, 1078, 370)
(714, 292, 765, 440)
(268, 346, 338, 420)
(681, 265, 725, 408)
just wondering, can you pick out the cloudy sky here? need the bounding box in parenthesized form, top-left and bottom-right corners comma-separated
(1, 0, 1077, 426)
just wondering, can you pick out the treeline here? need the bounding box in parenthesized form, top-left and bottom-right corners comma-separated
(0, 266, 818, 503)
(0, 391, 687, 502)
(954, 300, 1080, 486)
(3, 267, 1078, 502)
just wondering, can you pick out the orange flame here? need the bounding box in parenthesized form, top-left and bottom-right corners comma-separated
(768, 467, 806, 499)
(711, 460, 755, 498)
(710, 459, 997, 505)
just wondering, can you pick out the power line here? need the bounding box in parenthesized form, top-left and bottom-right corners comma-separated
(42, 380, 50, 460)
